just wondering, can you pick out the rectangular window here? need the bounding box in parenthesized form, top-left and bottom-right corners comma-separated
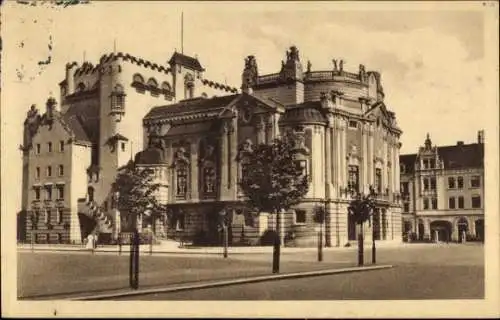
(448, 177, 455, 189)
(374, 168, 382, 193)
(457, 176, 464, 189)
(432, 198, 437, 209)
(401, 182, 409, 194)
(57, 185, 64, 200)
(348, 165, 360, 193)
(348, 120, 358, 128)
(295, 160, 308, 177)
(121, 142, 126, 152)
(58, 165, 64, 176)
(423, 198, 429, 210)
(423, 160, 428, 169)
(403, 203, 410, 212)
(59, 140, 65, 152)
(203, 167, 216, 194)
(458, 196, 464, 209)
(35, 144, 41, 154)
(35, 167, 40, 179)
(423, 178, 429, 191)
(471, 195, 481, 208)
(470, 176, 480, 188)
(45, 186, 52, 200)
(294, 210, 306, 224)
(429, 159, 435, 169)
(34, 187, 41, 200)
(45, 209, 50, 224)
(449, 197, 456, 209)
(47, 166, 52, 177)
(430, 177, 436, 190)
(176, 166, 188, 197)
(48, 142, 52, 153)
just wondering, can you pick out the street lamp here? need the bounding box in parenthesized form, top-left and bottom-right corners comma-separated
(314, 204, 326, 262)
(219, 209, 228, 259)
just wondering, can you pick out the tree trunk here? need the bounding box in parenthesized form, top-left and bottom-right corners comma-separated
(272, 210, 281, 273)
(358, 222, 364, 266)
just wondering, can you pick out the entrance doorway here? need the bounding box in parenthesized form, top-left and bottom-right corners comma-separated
(348, 211, 356, 241)
(417, 219, 425, 240)
(457, 217, 468, 243)
(430, 220, 452, 242)
(475, 219, 484, 242)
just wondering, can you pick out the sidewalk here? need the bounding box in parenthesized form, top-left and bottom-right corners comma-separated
(17, 241, 435, 255)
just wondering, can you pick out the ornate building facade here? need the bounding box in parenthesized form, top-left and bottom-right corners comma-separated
(400, 132, 485, 243)
(19, 51, 236, 244)
(137, 46, 404, 247)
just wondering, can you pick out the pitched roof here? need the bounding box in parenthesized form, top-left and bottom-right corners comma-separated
(144, 94, 239, 120)
(400, 154, 417, 174)
(168, 52, 204, 72)
(62, 102, 100, 144)
(135, 147, 166, 165)
(437, 143, 484, 169)
(399, 143, 484, 173)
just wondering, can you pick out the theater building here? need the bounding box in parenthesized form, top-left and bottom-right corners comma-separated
(400, 131, 485, 243)
(138, 46, 404, 247)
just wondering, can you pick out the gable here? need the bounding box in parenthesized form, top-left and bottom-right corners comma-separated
(218, 93, 283, 120)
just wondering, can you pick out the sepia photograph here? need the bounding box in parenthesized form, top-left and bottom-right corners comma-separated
(1, 0, 499, 318)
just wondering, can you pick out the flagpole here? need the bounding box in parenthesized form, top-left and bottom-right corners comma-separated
(181, 12, 184, 54)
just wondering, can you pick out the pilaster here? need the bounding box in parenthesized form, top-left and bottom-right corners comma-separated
(229, 118, 238, 199)
(219, 122, 229, 200)
(190, 138, 199, 201)
(325, 120, 333, 198)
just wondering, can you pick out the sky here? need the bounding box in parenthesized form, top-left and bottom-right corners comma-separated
(1, 1, 498, 212)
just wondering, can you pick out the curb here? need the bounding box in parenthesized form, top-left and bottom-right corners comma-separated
(70, 264, 393, 300)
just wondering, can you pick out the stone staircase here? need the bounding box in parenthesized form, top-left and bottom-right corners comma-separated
(84, 200, 113, 234)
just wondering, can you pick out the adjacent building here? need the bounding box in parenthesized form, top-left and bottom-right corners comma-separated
(400, 132, 485, 243)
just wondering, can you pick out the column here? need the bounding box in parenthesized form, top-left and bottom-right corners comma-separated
(265, 115, 273, 144)
(219, 122, 229, 199)
(256, 115, 265, 144)
(229, 118, 238, 198)
(469, 217, 476, 237)
(362, 125, 368, 194)
(332, 119, 340, 198)
(340, 118, 347, 189)
(325, 122, 332, 198)
(423, 218, 431, 241)
(368, 125, 374, 187)
(190, 138, 199, 201)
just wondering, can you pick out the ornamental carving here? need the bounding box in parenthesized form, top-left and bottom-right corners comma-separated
(236, 138, 253, 161)
(242, 55, 258, 89)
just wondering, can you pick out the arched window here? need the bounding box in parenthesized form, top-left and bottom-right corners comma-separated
(77, 82, 86, 92)
(87, 186, 95, 202)
(184, 73, 195, 99)
(176, 165, 188, 198)
(147, 77, 158, 88)
(203, 166, 216, 194)
(161, 81, 172, 92)
(132, 74, 145, 84)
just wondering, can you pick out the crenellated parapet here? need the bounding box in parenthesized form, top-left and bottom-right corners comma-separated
(201, 79, 238, 93)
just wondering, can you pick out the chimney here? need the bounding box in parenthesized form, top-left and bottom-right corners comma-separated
(457, 141, 464, 146)
(477, 130, 484, 144)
